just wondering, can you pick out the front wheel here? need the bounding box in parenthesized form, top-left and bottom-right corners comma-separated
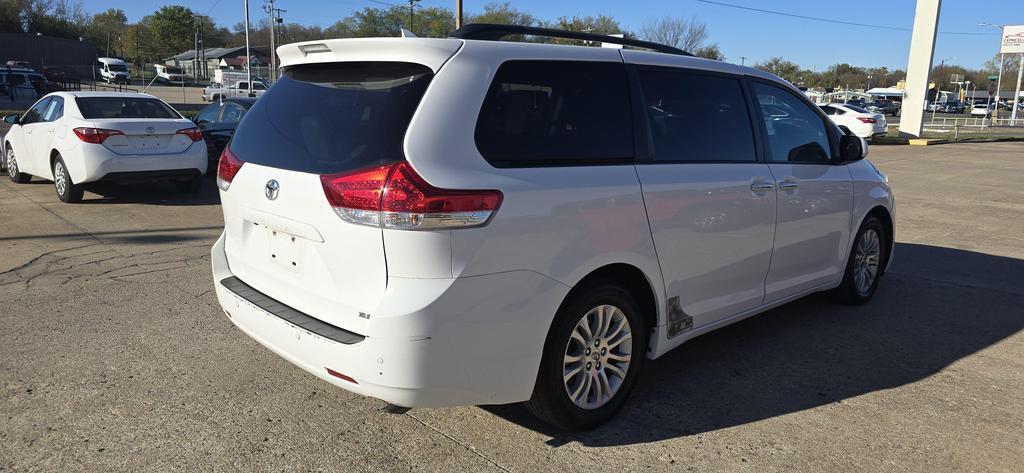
(6, 145, 31, 183)
(53, 156, 84, 203)
(833, 216, 887, 304)
(525, 282, 647, 431)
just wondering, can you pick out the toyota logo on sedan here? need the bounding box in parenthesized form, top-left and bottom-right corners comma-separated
(265, 180, 280, 200)
(145, 126, 155, 134)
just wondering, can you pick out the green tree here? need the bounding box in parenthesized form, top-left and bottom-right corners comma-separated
(84, 8, 127, 56)
(754, 57, 801, 84)
(693, 44, 723, 60)
(144, 5, 195, 60)
(468, 2, 535, 27)
(0, 0, 24, 33)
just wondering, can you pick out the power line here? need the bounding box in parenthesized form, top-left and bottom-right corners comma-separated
(696, 0, 998, 36)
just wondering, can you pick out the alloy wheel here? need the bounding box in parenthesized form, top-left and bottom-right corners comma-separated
(853, 228, 881, 296)
(54, 161, 67, 196)
(6, 148, 15, 177)
(563, 304, 633, 410)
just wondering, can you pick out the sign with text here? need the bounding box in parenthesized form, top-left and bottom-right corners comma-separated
(1001, 25, 1024, 54)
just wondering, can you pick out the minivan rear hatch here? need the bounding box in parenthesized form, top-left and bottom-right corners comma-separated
(219, 57, 444, 333)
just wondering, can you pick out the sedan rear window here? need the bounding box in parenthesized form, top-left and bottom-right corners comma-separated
(229, 62, 433, 175)
(76, 97, 180, 119)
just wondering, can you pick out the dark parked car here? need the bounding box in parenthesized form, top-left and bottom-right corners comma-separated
(865, 100, 900, 116)
(941, 101, 966, 114)
(194, 98, 257, 171)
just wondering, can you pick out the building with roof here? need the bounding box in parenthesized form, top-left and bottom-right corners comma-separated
(164, 47, 269, 81)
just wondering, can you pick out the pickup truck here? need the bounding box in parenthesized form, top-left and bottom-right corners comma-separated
(202, 80, 268, 101)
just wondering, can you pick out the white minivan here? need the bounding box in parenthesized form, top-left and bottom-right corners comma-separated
(210, 25, 894, 430)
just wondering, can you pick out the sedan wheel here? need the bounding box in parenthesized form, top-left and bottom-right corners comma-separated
(52, 156, 84, 203)
(7, 146, 31, 183)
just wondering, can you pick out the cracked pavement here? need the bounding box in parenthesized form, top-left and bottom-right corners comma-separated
(1, 142, 1023, 472)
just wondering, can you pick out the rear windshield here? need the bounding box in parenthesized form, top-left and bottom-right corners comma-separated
(844, 104, 870, 114)
(229, 62, 433, 175)
(76, 97, 180, 119)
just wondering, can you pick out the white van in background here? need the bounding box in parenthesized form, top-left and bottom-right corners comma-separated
(97, 57, 130, 84)
(154, 64, 186, 84)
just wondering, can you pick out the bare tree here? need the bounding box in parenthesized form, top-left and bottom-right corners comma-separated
(640, 16, 711, 52)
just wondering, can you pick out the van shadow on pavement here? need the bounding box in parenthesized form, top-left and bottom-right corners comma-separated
(484, 243, 1024, 446)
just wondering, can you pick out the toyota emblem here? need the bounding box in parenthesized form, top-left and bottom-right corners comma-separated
(145, 126, 155, 134)
(265, 180, 280, 200)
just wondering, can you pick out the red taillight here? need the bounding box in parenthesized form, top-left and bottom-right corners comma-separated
(176, 127, 203, 142)
(857, 117, 877, 124)
(73, 127, 123, 144)
(216, 147, 244, 191)
(320, 162, 503, 230)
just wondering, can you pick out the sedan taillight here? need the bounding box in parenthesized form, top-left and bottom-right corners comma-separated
(176, 127, 203, 142)
(857, 117, 877, 124)
(73, 127, 123, 144)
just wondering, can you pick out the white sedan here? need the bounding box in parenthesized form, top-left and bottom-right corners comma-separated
(819, 103, 887, 138)
(2, 92, 207, 203)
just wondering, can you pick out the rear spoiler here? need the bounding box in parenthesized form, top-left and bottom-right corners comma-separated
(276, 38, 463, 73)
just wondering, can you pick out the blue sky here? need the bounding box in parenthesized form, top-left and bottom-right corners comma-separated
(103, 0, 1023, 70)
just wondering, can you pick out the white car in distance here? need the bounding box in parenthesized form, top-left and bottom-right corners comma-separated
(3, 92, 207, 202)
(970, 103, 994, 118)
(211, 27, 895, 431)
(819, 103, 887, 138)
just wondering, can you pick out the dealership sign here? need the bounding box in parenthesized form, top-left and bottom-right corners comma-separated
(1001, 25, 1024, 54)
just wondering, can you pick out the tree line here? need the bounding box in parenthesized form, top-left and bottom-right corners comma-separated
(3, 0, 1017, 92)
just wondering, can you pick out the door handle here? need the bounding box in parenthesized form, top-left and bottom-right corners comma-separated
(750, 181, 774, 192)
(779, 181, 799, 191)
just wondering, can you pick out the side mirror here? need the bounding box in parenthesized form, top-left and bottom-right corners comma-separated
(3, 114, 19, 125)
(839, 133, 868, 162)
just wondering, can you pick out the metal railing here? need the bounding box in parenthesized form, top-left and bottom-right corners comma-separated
(926, 116, 1024, 128)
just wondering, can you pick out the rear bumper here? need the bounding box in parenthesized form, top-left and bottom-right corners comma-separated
(210, 233, 570, 408)
(70, 142, 207, 184)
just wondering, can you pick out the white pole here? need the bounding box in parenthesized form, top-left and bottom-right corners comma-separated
(244, 0, 253, 97)
(898, 0, 942, 138)
(994, 54, 1003, 120)
(1012, 53, 1023, 123)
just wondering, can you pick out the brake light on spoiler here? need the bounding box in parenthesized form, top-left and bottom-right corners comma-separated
(320, 162, 503, 230)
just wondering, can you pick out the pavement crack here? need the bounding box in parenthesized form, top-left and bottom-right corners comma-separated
(404, 412, 512, 473)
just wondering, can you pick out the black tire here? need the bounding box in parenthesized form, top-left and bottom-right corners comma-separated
(832, 216, 887, 305)
(52, 156, 84, 203)
(175, 175, 203, 193)
(6, 144, 31, 183)
(525, 281, 648, 431)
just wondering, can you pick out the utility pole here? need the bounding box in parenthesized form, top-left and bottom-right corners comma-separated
(106, 32, 110, 57)
(455, 0, 463, 29)
(263, 0, 277, 81)
(244, 0, 254, 97)
(739, 56, 747, 66)
(407, 0, 420, 32)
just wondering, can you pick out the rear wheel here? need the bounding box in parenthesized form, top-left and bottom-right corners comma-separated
(833, 216, 886, 304)
(53, 156, 83, 203)
(525, 282, 647, 431)
(6, 145, 31, 183)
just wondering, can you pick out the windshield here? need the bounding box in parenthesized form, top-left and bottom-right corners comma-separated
(165, 67, 182, 74)
(76, 97, 180, 119)
(108, 64, 128, 72)
(229, 62, 433, 175)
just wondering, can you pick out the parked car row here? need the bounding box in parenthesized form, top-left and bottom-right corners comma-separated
(3, 29, 896, 432)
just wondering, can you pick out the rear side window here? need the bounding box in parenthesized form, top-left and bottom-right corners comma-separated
(637, 70, 756, 162)
(475, 61, 633, 167)
(76, 97, 180, 119)
(229, 62, 433, 175)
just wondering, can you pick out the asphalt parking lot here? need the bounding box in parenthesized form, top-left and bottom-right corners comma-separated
(2, 142, 1023, 472)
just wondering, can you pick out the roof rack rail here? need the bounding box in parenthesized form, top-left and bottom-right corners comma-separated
(450, 23, 693, 57)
